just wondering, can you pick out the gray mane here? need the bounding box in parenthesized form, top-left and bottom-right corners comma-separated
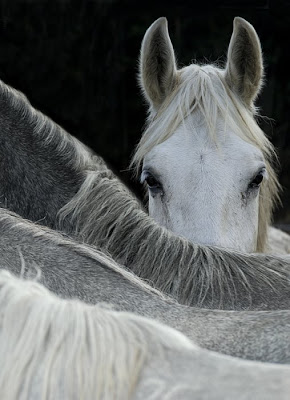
(58, 165, 290, 310)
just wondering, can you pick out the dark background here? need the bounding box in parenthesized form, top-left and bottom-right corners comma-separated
(0, 0, 290, 225)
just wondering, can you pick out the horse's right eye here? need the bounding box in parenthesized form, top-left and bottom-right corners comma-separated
(145, 174, 160, 189)
(141, 171, 163, 196)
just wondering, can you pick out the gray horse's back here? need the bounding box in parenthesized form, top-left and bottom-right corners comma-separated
(137, 348, 290, 400)
(0, 270, 289, 400)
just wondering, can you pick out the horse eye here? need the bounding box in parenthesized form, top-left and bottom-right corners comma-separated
(249, 170, 265, 189)
(141, 171, 163, 195)
(145, 175, 160, 188)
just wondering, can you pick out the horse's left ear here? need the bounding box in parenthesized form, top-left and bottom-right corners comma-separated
(139, 17, 178, 110)
(225, 17, 263, 107)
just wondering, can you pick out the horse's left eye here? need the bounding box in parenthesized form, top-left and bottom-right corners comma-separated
(249, 170, 265, 189)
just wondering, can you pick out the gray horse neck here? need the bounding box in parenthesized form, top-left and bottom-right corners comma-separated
(0, 208, 173, 311)
(0, 83, 85, 227)
(58, 166, 290, 311)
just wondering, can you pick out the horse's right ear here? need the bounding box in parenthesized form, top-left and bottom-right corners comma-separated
(139, 17, 178, 111)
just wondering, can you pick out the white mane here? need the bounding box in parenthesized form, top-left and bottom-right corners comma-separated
(132, 63, 280, 251)
(0, 270, 193, 400)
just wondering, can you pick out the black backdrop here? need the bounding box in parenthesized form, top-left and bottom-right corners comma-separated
(1, 0, 290, 224)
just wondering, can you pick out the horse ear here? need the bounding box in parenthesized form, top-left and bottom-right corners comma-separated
(139, 17, 178, 110)
(225, 17, 263, 107)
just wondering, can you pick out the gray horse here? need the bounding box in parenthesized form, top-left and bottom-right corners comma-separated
(0, 207, 290, 364)
(1, 269, 290, 400)
(0, 72, 290, 309)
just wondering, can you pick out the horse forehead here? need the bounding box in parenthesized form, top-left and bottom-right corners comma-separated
(145, 128, 264, 172)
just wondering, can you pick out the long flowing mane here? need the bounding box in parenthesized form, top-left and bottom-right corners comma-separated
(0, 270, 193, 400)
(131, 64, 281, 252)
(58, 164, 289, 309)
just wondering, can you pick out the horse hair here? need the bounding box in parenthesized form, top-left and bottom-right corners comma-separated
(0, 269, 193, 400)
(0, 69, 288, 309)
(0, 208, 171, 302)
(58, 164, 290, 309)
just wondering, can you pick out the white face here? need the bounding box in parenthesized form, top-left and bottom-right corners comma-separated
(141, 113, 267, 252)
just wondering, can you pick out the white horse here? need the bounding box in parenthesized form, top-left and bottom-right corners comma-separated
(1, 269, 290, 400)
(133, 16, 290, 254)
